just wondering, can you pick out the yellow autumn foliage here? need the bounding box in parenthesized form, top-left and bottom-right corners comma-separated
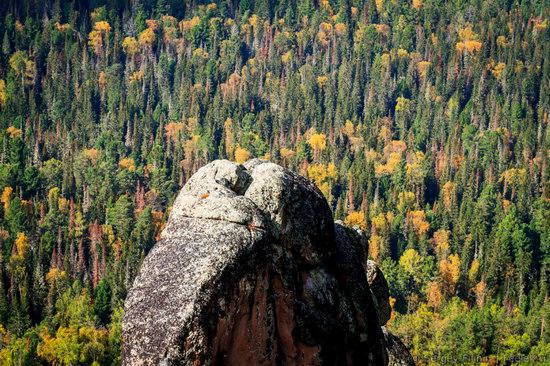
(317, 76, 329, 88)
(345, 211, 366, 231)
(280, 147, 295, 160)
(496, 35, 508, 47)
(58, 197, 69, 213)
(83, 148, 100, 165)
(439, 253, 461, 294)
(45, 268, 67, 284)
(384, 140, 407, 156)
(317, 31, 329, 47)
(397, 48, 409, 58)
(98, 71, 107, 90)
(407, 210, 430, 236)
(426, 281, 443, 309)
(37, 326, 109, 365)
(397, 191, 415, 211)
(307, 163, 337, 199)
(491, 62, 506, 79)
(369, 234, 383, 261)
(320, 22, 333, 33)
(139, 28, 155, 46)
(249, 14, 260, 28)
(375, 152, 401, 177)
(1, 186, 13, 214)
(442, 181, 455, 209)
(165, 122, 184, 141)
(377, 126, 391, 143)
(55, 22, 71, 32)
(456, 25, 482, 54)
(468, 259, 480, 283)
(122, 36, 139, 55)
(458, 26, 477, 41)
(500, 168, 527, 187)
(94, 21, 111, 33)
(7, 126, 22, 138)
(320, 0, 333, 14)
(375, 0, 385, 13)
(533, 19, 548, 31)
(406, 151, 425, 182)
(416, 61, 431, 78)
(0, 79, 6, 107)
(161, 15, 177, 25)
(180, 16, 200, 32)
(343, 120, 355, 137)
(192, 48, 209, 60)
(395, 96, 411, 113)
(381, 52, 391, 67)
(281, 51, 293, 64)
(399, 248, 423, 280)
(335, 23, 347, 36)
(371, 212, 387, 232)
(129, 70, 144, 83)
(474, 280, 487, 307)
(88, 30, 102, 54)
(432, 229, 450, 259)
(307, 133, 327, 152)
(88, 22, 111, 56)
(234, 146, 251, 164)
(145, 19, 158, 31)
(119, 157, 136, 171)
(456, 40, 482, 53)
(12, 232, 30, 261)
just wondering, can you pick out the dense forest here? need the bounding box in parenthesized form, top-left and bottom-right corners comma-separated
(0, 0, 548, 364)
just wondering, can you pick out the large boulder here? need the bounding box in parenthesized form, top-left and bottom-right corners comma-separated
(123, 159, 410, 365)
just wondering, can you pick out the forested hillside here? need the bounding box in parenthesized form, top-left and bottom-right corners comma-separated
(0, 0, 548, 364)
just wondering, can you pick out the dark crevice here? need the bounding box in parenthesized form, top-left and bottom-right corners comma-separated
(177, 214, 268, 232)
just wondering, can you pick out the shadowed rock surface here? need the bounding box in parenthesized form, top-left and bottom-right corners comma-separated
(382, 327, 416, 366)
(366, 260, 391, 327)
(123, 159, 413, 366)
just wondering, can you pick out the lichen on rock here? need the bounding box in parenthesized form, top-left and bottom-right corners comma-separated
(123, 159, 413, 366)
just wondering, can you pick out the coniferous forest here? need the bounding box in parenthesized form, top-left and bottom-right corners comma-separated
(0, 0, 548, 364)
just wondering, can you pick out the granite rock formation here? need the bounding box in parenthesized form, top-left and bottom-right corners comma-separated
(123, 159, 413, 366)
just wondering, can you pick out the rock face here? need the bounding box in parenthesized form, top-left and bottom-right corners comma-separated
(366, 260, 391, 327)
(123, 159, 413, 366)
(382, 328, 416, 366)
